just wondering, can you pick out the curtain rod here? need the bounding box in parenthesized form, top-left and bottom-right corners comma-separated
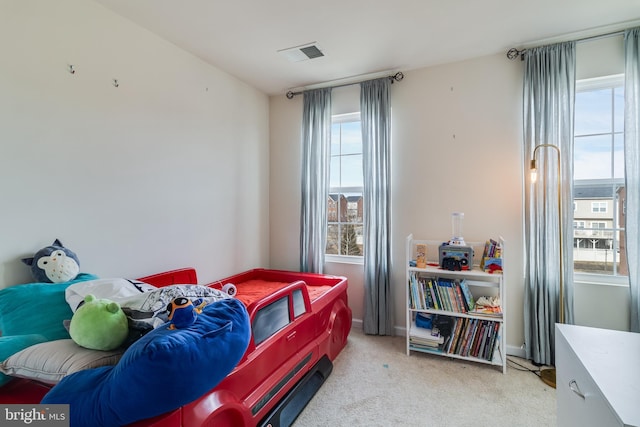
(506, 29, 626, 61)
(285, 71, 404, 99)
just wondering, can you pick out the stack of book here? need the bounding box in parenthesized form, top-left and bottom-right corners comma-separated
(409, 318, 444, 351)
(408, 272, 476, 313)
(442, 318, 501, 361)
(471, 295, 502, 317)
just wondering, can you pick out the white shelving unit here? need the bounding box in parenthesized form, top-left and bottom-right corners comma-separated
(405, 234, 506, 373)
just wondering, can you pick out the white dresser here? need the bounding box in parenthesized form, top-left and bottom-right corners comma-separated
(556, 324, 640, 427)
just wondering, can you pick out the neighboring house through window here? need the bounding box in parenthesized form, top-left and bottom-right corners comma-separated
(327, 112, 364, 258)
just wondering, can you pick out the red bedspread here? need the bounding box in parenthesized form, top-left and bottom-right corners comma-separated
(232, 280, 331, 308)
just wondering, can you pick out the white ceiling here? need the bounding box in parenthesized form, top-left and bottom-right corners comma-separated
(93, 0, 640, 95)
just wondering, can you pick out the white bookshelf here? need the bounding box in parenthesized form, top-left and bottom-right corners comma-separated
(405, 234, 506, 373)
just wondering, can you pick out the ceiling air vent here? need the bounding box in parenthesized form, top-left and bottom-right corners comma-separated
(278, 43, 325, 62)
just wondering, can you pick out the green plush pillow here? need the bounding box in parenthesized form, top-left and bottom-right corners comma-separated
(0, 273, 97, 341)
(69, 295, 128, 351)
(0, 334, 47, 386)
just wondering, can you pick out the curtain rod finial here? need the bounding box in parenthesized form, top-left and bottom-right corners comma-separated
(391, 72, 404, 83)
(507, 48, 526, 61)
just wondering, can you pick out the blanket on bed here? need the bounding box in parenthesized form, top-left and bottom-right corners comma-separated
(65, 278, 232, 343)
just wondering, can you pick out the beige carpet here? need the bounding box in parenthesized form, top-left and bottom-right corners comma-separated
(294, 329, 556, 427)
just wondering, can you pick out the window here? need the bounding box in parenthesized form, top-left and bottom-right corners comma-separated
(326, 113, 364, 258)
(591, 201, 607, 213)
(252, 296, 290, 345)
(292, 289, 306, 318)
(573, 74, 626, 277)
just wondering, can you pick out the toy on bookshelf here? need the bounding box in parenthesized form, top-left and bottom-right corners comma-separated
(481, 239, 503, 273)
(416, 243, 427, 268)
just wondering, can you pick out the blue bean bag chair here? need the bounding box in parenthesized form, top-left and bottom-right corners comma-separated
(42, 298, 250, 427)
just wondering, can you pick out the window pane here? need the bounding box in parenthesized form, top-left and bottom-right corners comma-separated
(326, 224, 339, 254)
(252, 297, 290, 345)
(293, 289, 306, 318)
(330, 156, 340, 188)
(341, 154, 363, 187)
(340, 121, 362, 155)
(343, 193, 363, 223)
(574, 89, 612, 135)
(331, 124, 341, 155)
(613, 133, 624, 179)
(573, 135, 612, 180)
(614, 86, 624, 133)
(340, 224, 363, 256)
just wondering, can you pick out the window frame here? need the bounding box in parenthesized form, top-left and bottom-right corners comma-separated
(251, 295, 291, 345)
(326, 112, 364, 264)
(573, 74, 628, 286)
(591, 201, 608, 213)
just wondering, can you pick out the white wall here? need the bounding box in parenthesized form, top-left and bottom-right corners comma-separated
(269, 35, 633, 357)
(390, 55, 525, 349)
(0, 0, 270, 287)
(270, 54, 527, 351)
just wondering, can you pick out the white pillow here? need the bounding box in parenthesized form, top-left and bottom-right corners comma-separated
(0, 339, 123, 384)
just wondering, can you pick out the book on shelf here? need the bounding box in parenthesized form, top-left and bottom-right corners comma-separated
(470, 321, 486, 357)
(453, 281, 468, 312)
(428, 279, 440, 310)
(438, 317, 501, 360)
(408, 273, 424, 310)
(481, 321, 493, 357)
(471, 295, 502, 317)
(461, 319, 477, 357)
(451, 318, 469, 355)
(459, 279, 476, 311)
(409, 273, 483, 316)
(486, 322, 501, 361)
(471, 307, 503, 317)
(410, 320, 444, 345)
(436, 279, 454, 312)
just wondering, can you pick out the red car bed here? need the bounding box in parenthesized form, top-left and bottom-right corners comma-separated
(0, 267, 352, 427)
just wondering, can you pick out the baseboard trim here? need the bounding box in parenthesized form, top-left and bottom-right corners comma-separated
(351, 318, 363, 330)
(351, 319, 526, 358)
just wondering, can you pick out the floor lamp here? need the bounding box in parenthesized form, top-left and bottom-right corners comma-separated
(530, 143, 563, 389)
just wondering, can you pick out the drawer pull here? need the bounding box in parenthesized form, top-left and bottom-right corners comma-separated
(569, 380, 585, 399)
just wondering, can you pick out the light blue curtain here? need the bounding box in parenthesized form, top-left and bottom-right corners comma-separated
(300, 88, 332, 273)
(361, 78, 392, 335)
(523, 42, 576, 365)
(624, 28, 640, 332)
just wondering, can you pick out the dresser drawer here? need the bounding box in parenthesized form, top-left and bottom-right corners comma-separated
(556, 326, 624, 427)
